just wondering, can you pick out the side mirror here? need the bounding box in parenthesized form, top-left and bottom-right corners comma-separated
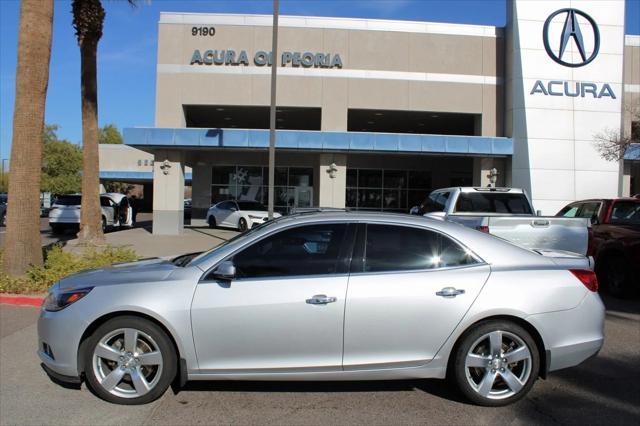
(211, 260, 236, 281)
(409, 206, 419, 215)
(590, 217, 599, 225)
(229, 207, 237, 212)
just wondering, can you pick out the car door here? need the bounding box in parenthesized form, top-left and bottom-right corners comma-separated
(214, 201, 235, 227)
(343, 223, 490, 370)
(191, 222, 354, 372)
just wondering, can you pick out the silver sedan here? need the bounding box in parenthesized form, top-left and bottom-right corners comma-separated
(37, 212, 604, 406)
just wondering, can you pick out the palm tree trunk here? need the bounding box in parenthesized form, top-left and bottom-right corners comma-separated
(77, 38, 104, 243)
(3, 0, 54, 276)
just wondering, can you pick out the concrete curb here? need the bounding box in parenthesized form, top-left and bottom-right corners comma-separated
(0, 294, 44, 307)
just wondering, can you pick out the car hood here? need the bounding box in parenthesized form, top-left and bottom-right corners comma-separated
(57, 258, 177, 292)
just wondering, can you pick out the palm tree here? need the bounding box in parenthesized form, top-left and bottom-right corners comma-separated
(73, 0, 106, 242)
(3, 0, 54, 276)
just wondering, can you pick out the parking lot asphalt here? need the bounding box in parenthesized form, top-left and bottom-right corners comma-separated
(1, 296, 638, 426)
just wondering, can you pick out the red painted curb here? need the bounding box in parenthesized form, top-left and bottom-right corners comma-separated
(0, 295, 44, 307)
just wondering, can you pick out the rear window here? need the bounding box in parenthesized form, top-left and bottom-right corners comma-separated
(609, 201, 640, 225)
(421, 192, 450, 213)
(54, 195, 81, 206)
(455, 192, 533, 214)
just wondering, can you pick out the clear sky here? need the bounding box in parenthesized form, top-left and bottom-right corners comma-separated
(1, 0, 639, 159)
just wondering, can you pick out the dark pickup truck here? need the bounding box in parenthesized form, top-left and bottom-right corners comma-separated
(557, 197, 640, 297)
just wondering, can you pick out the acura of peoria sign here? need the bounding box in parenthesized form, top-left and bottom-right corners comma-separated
(190, 49, 343, 68)
(530, 8, 615, 99)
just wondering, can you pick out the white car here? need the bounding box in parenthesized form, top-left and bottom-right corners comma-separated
(206, 200, 281, 231)
(49, 193, 134, 233)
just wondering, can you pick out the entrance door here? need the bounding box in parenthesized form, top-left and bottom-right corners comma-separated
(343, 223, 490, 369)
(191, 223, 353, 372)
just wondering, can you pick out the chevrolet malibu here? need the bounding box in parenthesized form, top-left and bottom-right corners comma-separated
(38, 212, 604, 406)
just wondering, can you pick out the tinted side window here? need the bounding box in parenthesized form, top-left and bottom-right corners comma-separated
(217, 201, 235, 210)
(232, 224, 347, 278)
(363, 225, 477, 273)
(422, 191, 450, 213)
(577, 202, 601, 223)
(455, 193, 532, 214)
(609, 201, 640, 225)
(557, 204, 580, 217)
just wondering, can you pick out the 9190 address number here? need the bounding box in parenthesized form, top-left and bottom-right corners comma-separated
(192, 26, 215, 36)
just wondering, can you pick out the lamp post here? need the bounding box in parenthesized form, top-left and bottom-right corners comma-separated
(267, 0, 279, 219)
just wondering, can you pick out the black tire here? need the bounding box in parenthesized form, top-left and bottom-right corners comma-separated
(450, 320, 539, 407)
(598, 256, 633, 298)
(207, 215, 216, 229)
(238, 217, 248, 232)
(82, 316, 177, 405)
(101, 216, 107, 233)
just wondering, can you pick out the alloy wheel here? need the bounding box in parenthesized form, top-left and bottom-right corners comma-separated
(92, 328, 164, 399)
(464, 330, 532, 400)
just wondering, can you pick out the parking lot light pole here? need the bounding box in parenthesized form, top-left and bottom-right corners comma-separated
(267, 0, 279, 219)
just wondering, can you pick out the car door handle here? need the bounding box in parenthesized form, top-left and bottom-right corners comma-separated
(436, 287, 465, 298)
(306, 294, 337, 305)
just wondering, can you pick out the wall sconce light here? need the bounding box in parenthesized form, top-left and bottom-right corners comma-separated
(160, 159, 172, 175)
(327, 162, 338, 179)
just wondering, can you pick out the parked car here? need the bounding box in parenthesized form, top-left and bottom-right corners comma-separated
(411, 187, 591, 256)
(206, 200, 281, 231)
(48, 193, 134, 233)
(0, 193, 6, 226)
(557, 197, 640, 297)
(38, 211, 603, 406)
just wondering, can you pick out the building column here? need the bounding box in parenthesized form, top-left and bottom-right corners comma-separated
(622, 161, 631, 197)
(191, 164, 212, 226)
(472, 157, 506, 187)
(152, 152, 184, 235)
(318, 153, 347, 208)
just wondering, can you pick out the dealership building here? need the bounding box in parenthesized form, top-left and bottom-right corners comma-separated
(100, 0, 640, 234)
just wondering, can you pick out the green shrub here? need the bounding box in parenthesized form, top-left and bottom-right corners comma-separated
(0, 245, 138, 294)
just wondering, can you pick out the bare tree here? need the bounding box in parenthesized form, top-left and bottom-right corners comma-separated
(3, 0, 54, 276)
(593, 104, 640, 162)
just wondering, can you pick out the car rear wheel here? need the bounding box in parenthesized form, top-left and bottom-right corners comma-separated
(238, 217, 248, 232)
(101, 216, 107, 233)
(451, 320, 539, 406)
(82, 316, 177, 405)
(207, 215, 216, 229)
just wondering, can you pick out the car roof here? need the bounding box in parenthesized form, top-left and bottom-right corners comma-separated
(432, 187, 525, 194)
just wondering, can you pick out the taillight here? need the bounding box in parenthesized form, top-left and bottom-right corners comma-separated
(586, 227, 595, 257)
(570, 269, 598, 292)
(477, 225, 490, 233)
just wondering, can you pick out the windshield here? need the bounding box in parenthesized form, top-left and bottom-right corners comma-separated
(54, 195, 81, 206)
(237, 201, 267, 211)
(609, 201, 640, 225)
(187, 217, 284, 267)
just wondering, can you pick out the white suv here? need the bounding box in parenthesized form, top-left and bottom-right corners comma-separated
(49, 193, 134, 233)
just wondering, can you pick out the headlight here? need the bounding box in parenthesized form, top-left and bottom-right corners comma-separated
(43, 287, 93, 312)
(248, 215, 263, 219)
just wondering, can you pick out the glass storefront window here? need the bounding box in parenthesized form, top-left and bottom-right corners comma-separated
(211, 166, 313, 214)
(346, 168, 434, 212)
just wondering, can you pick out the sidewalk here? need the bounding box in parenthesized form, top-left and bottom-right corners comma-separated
(63, 226, 239, 259)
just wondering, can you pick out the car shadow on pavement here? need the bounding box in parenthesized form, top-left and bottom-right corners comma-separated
(177, 379, 467, 403)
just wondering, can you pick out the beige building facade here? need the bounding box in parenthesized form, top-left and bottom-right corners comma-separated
(118, 5, 639, 235)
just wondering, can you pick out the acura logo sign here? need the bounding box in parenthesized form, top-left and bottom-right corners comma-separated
(543, 8, 600, 68)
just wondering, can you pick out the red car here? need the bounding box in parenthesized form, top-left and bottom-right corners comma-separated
(557, 197, 640, 298)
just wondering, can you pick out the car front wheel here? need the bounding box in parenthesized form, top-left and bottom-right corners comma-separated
(451, 320, 539, 406)
(238, 217, 248, 232)
(82, 316, 177, 405)
(207, 215, 216, 229)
